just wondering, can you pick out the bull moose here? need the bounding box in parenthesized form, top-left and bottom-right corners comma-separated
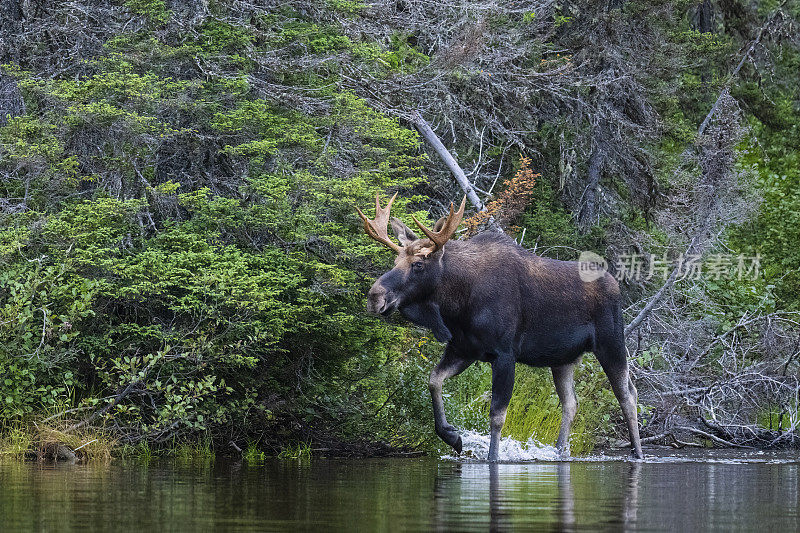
(357, 193, 643, 461)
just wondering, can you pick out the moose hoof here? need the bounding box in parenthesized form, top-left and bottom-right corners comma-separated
(438, 425, 461, 453)
(630, 449, 644, 460)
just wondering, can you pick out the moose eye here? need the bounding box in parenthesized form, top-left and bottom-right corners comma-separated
(412, 261, 425, 272)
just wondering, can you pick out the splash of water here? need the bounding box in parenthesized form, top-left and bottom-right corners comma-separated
(442, 430, 562, 462)
(441, 431, 800, 463)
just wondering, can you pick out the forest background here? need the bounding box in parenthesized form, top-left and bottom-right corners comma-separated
(1, 0, 799, 459)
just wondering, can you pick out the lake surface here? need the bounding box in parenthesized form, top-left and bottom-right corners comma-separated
(1, 447, 799, 531)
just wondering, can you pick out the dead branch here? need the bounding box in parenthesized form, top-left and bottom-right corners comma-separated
(674, 427, 754, 448)
(412, 111, 486, 212)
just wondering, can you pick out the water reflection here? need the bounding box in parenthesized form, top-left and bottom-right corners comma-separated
(1, 452, 799, 531)
(434, 460, 644, 531)
(624, 461, 641, 528)
(555, 463, 575, 531)
(488, 464, 507, 531)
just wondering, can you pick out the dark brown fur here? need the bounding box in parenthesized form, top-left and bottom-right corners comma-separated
(367, 228, 643, 461)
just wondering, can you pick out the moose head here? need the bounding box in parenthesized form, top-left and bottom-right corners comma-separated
(357, 193, 465, 319)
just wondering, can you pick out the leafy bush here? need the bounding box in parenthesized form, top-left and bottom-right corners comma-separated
(0, 6, 433, 451)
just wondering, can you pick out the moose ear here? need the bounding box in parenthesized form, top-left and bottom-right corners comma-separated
(391, 217, 419, 246)
(432, 216, 448, 232)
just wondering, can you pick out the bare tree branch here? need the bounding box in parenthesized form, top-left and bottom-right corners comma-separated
(412, 111, 486, 212)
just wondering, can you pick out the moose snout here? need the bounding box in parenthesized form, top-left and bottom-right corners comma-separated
(367, 283, 397, 316)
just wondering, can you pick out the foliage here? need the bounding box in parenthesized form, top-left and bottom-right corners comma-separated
(0, 1, 432, 453)
(1, 0, 800, 456)
(465, 155, 539, 235)
(277, 442, 312, 460)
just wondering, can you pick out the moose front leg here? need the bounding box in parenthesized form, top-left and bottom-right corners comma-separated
(429, 347, 473, 454)
(488, 355, 515, 462)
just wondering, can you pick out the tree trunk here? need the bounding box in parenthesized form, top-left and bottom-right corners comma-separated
(411, 111, 486, 212)
(579, 142, 604, 229)
(0, 70, 26, 126)
(697, 1, 713, 33)
(696, 1, 714, 85)
(579, 122, 607, 231)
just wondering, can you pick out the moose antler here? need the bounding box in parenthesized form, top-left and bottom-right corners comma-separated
(356, 192, 403, 253)
(412, 196, 466, 255)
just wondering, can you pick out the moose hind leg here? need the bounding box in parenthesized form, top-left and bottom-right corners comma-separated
(623, 373, 643, 459)
(488, 354, 515, 462)
(551, 362, 579, 456)
(601, 361, 643, 459)
(429, 348, 473, 454)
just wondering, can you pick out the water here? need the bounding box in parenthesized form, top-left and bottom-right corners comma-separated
(1, 445, 799, 531)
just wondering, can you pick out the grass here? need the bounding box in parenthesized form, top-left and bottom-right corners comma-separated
(1, 419, 221, 463)
(2, 420, 318, 463)
(0, 423, 34, 458)
(119, 441, 154, 461)
(172, 437, 215, 463)
(36, 426, 115, 462)
(1, 421, 115, 462)
(277, 442, 312, 460)
(243, 442, 266, 463)
(117, 437, 216, 462)
(500, 366, 566, 448)
(0, 358, 622, 463)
